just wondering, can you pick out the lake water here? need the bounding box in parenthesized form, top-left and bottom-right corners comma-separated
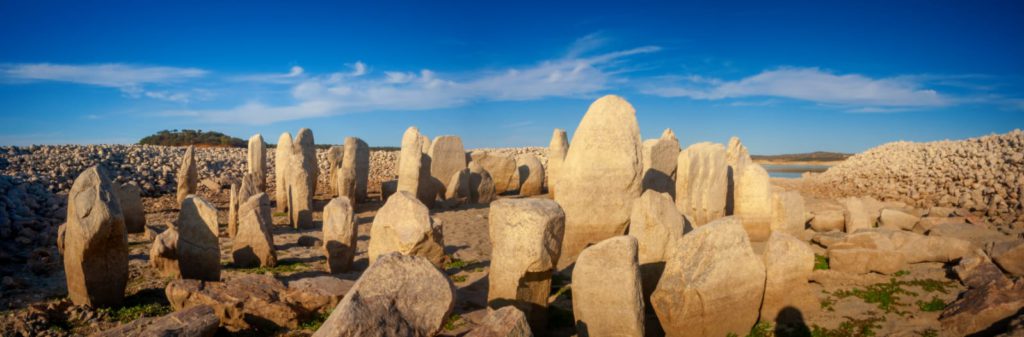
(762, 164, 831, 179)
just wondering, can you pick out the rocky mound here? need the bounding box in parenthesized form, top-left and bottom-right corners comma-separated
(809, 130, 1024, 226)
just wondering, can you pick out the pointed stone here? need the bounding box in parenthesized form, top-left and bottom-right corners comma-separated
(555, 95, 643, 269)
(546, 128, 569, 199)
(63, 166, 128, 307)
(516, 154, 544, 197)
(150, 227, 180, 278)
(232, 193, 277, 268)
(734, 163, 773, 241)
(288, 128, 317, 229)
(323, 197, 357, 273)
(488, 198, 565, 330)
(115, 182, 146, 234)
(274, 132, 292, 212)
(248, 134, 267, 192)
(367, 191, 444, 267)
(176, 146, 198, 206)
(178, 195, 220, 281)
(642, 128, 680, 198)
(676, 142, 728, 226)
(628, 190, 684, 300)
(572, 236, 645, 337)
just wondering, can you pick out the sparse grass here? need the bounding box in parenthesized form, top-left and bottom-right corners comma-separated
(903, 278, 953, 294)
(443, 313, 466, 331)
(827, 277, 954, 316)
(444, 257, 471, 271)
(299, 310, 331, 331)
(725, 321, 776, 337)
(821, 296, 836, 312)
(450, 274, 468, 283)
(916, 297, 946, 312)
(814, 254, 829, 270)
(272, 212, 287, 217)
(100, 302, 172, 323)
(234, 260, 308, 274)
(893, 270, 910, 277)
(811, 315, 885, 337)
(916, 329, 939, 337)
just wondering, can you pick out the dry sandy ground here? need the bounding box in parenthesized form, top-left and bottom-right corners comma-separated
(0, 181, 962, 337)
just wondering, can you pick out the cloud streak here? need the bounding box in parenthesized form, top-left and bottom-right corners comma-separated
(1, 63, 206, 87)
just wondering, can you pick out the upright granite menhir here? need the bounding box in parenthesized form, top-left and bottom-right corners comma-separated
(287, 128, 318, 229)
(63, 166, 128, 307)
(176, 145, 198, 206)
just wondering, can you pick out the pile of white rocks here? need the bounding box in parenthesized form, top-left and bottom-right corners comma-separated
(0, 175, 64, 276)
(809, 130, 1024, 226)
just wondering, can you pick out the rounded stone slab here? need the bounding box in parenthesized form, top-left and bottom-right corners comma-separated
(628, 190, 685, 300)
(428, 135, 468, 200)
(247, 134, 267, 192)
(63, 166, 128, 307)
(323, 196, 357, 273)
(572, 236, 645, 337)
(177, 195, 221, 281)
(641, 129, 680, 198)
(516, 154, 544, 197)
(470, 151, 517, 195)
(676, 142, 728, 227)
(554, 95, 643, 269)
(367, 191, 444, 267)
(274, 132, 292, 212)
(232, 192, 277, 268)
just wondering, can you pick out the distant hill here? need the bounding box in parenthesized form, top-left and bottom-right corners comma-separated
(138, 129, 246, 148)
(751, 151, 851, 162)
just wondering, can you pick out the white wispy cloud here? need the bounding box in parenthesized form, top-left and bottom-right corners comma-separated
(1, 63, 206, 87)
(642, 67, 951, 108)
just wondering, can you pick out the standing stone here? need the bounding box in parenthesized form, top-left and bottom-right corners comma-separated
(841, 197, 879, 233)
(470, 151, 517, 194)
(628, 190, 685, 300)
(150, 227, 180, 278)
(232, 193, 277, 268)
(547, 128, 569, 198)
(428, 135, 468, 200)
(725, 137, 752, 216)
(734, 163, 773, 241)
(228, 183, 238, 238)
(367, 191, 444, 267)
(176, 146, 198, 206)
(517, 154, 544, 197)
(178, 196, 220, 281)
(572, 236, 645, 337)
(651, 217, 766, 337)
(555, 95, 643, 269)
(771, 189, 808, 236)
(465, 306, 533, 337)
(676, 142, 729, 226)
(64, 166, 128, 307)
(229, 174, 260, 238)
(274, 132, 292, 212)
(488, 199, 565, 330)
(311, 253, 455, 337)
(444, 168, 471, 206)
(327, 146, 344, 195)
(398, 127, 435, 207)
(115, 182, 146, 234)
(248, 134, 267, 192)
(323, 197, 357, 273)
(343, 137, 370, 202)
(641, 129, 680, 198)
(288, 128, 317, 229)
(469, 162, 497, 204)
(761, 232, 817, 324)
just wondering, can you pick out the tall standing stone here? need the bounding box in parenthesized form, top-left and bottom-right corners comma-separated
(652, 217, 766, 337)
(469, 162, 497, 204)
(761, 232, 817, 325)
(628, 190, 685, 300)
(64, 166, 128, 307)
(367, 191, 444, 267)
(547, 129, 569, 198)
(771, 189, 808, 236)
(230, 173, 260, 238)
(641, 129, 680, 198)
(554, 95, 643, 269)
(288, 128, 317, 229)
(470, 151, 517, 195)
(734, 163, 773, 241)
(488, 199, 565, 330)
(228, 183, 238, 238)
(274, 132, 292, 212)
(177, 195, 220, 281)
(232, 193, 277, 268)
(398, 127, 435, 207)
(676, 142, 728, 226)
(176, 146, 198, 206)
(248, 134, 267, 192)
(726, 137, 752, 216)
(343, 137, 370, 202)
(323, 197, 357, 273)
(327, 146, 344, 196)
(516, 154, 544, 197)
(115, 182, 146, 234)
(429, 135, 468, 200)
(572, 236, 645, 337)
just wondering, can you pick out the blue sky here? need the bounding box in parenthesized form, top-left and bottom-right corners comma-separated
(1, 1, 1022, 154)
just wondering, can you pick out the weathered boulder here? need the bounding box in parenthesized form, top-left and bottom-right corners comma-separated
(770, 189, 808, 236)
(323, 197, 357, 273)
(828, 248, 906, 275)
(311, 253, 455, 337)
(989, 240, 1024, 276)
(284, 276, 355, 315)
(398, 127, 434, 207)
(274, 132, 292, 212)
(469, 162, 497, 204)
(177, 196, 220, 281)
(555, 95, 643, 269)
(93, 304, 219, 337)
(810, 209, 845, 232)
(641, 129, 679, 198)
(63, 166, 128, 307)
(734, 163, 773, 241)
(516, 154, 544, 197)
(940, 278, 1024, 336)
(572, 236, 645, 337)
(166, 274, 299, 331)
(761, 232, 817, 324)
(954, 249, 1009, 289)
(464, 306, 533, 337)
(879, 208, 919, 231)
(676, 142, 728, 226)
(115, 182, 146, 234)
(840, 197, 881, 233)
(288, 128, 318, 229)
(176, 146, 198, 206)
(232, 193, 277, 268)
(428, 135, 468, 200)
(470, 151, 517, 195)
(651, 217, 766, 337)
(488, 198, 565, 330)
(546, 128, 568, 198)
(228, 173, 260, 238)
(927, 222, 1015, 248)
(443, 168, 471, 207)
(150, 227, 180, 278)
(627, 190, 684, 300)
(341, 137, 370, 202)
(915, 216, 967, 233)
(367, 191, 444, 267)
(248, 134, 267, 192)
(381, 180, 397, 202)
(886, 230, 972, 263)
